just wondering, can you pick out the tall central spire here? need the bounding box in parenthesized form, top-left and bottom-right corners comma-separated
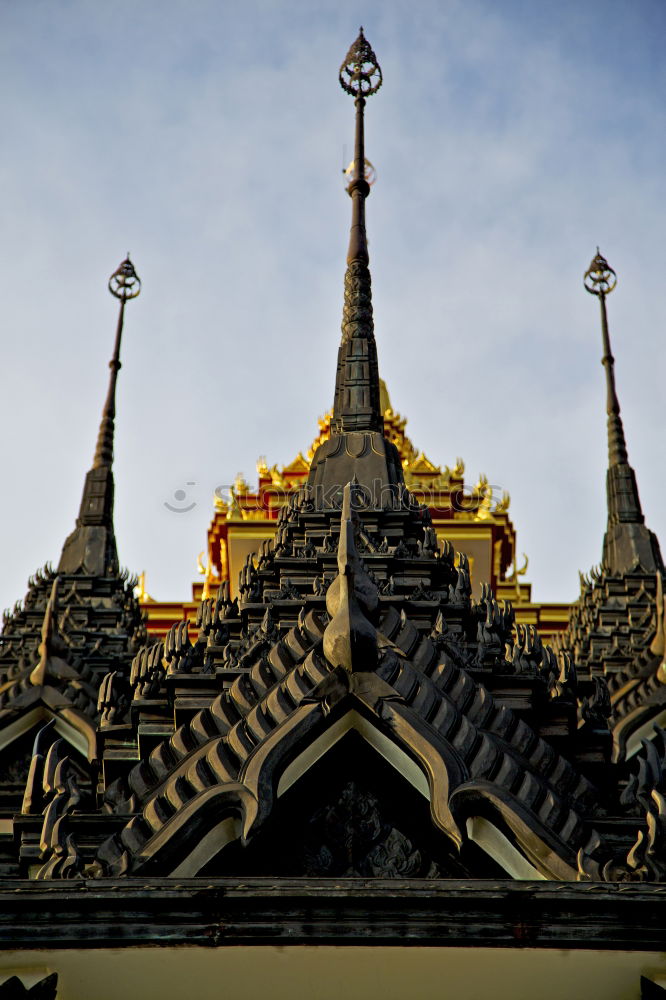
(308, 30, 404, 506)
(584, 250, 662, 575)
(58, 257, 141, 576)
(331, 28, 383, 435)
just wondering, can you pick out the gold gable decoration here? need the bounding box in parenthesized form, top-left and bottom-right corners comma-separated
(142, 385, 568, 647)
(211, 387, 516, 588)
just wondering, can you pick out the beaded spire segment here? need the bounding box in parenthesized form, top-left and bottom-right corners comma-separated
(584, 250, 662, 574)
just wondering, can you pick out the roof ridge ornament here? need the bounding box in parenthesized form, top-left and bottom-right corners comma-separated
(323, 482, 379, 672)
(29, 577, 76, 687)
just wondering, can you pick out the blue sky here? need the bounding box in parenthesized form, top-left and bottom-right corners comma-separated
(1, 0, 665, 612)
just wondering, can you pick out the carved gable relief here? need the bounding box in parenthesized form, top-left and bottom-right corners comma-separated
(302, 779, 438, 877)
(201, 735, 503, 879)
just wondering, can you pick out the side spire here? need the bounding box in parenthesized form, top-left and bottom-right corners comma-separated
(58, 257, 141, 576)
(331, 28, 383, 435)
(584, 250, 662, 574)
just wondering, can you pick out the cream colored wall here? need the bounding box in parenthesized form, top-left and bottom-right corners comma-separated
(1, 946, 665, 1000)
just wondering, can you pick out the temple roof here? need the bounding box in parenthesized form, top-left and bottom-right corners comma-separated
(0, 260, 145, 839)
(3, 31, 666, 899)
(561, 253, 666, 760)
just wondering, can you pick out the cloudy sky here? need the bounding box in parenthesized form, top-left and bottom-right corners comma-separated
(1, 0, 665, 614)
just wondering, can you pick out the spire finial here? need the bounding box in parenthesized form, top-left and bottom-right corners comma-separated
(584, 249, 662, 574)
(93, 256, 141, 468)
(339, 29, 382, 100)
(584, 250, 628, 471)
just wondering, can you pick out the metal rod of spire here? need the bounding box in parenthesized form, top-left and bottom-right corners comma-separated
(93, 256, 141, 469)
(584, 249, 628, 467)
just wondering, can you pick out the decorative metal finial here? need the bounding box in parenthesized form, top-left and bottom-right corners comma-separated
(584, 249, 617, 297)
(108, 256, 141, 301)
(339, 27, 382, 98)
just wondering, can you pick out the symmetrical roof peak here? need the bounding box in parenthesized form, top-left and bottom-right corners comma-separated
(58, 257, 141, 577)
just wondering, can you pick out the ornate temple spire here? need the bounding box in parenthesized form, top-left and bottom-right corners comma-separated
(58, 257, 141, 576)
(584, 250, 662, 574)
(331, 28, 383, 435)
(308, 31, 404, 505)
